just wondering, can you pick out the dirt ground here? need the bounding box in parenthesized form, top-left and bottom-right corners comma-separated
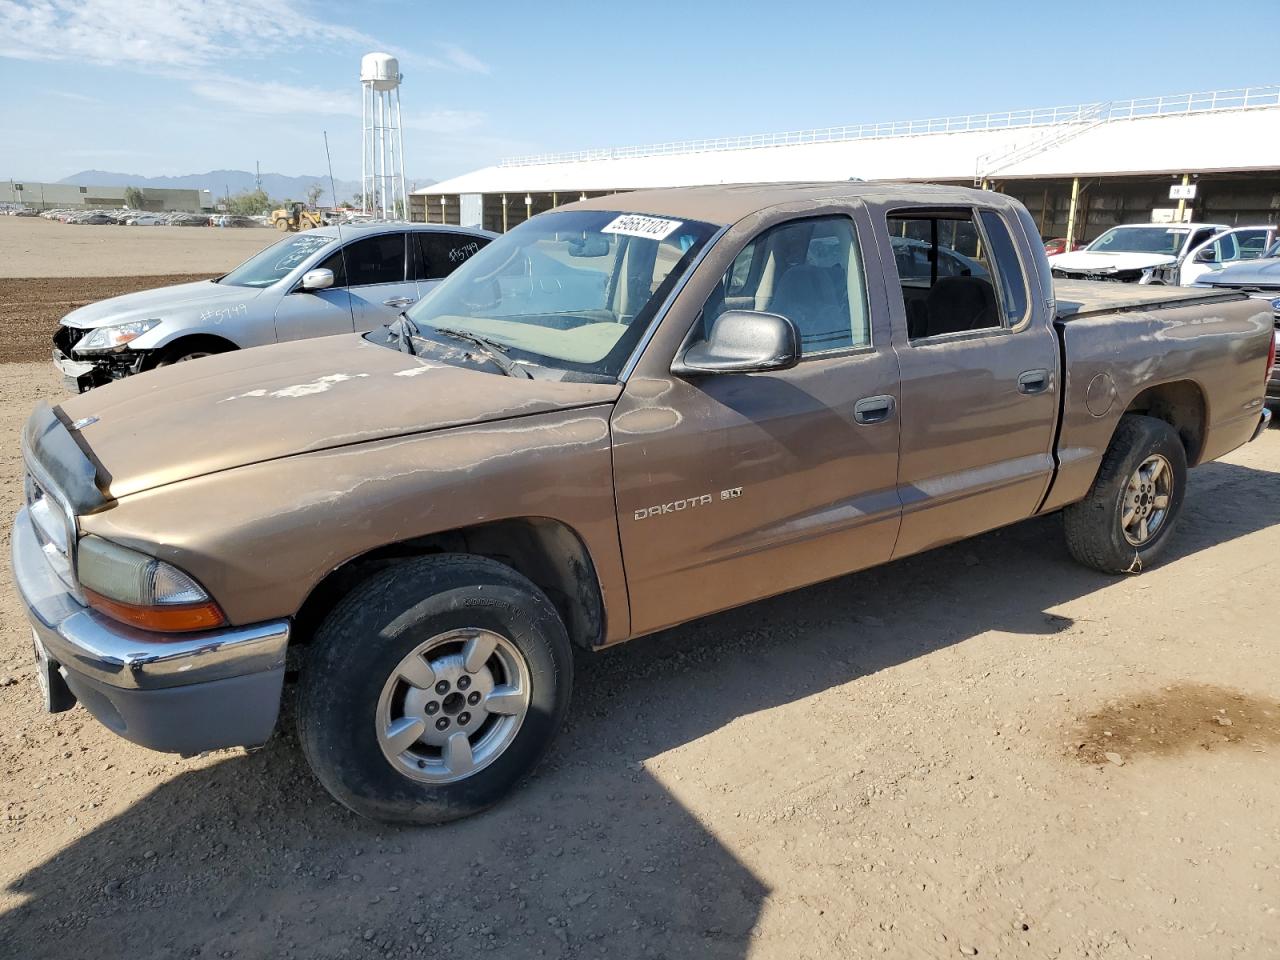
(0, 215, 279, 279)
(0, 354, 1277, 960)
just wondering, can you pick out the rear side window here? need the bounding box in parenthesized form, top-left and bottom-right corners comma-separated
(978, 210, 1029, 326)
(344, 233, 406, 286)
(888, 211, 1001, 340)
(415, 232, 491, 281)
(702, 216, 870, 357)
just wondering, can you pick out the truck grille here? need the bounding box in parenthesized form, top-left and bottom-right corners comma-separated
(52, 324, 87, 358)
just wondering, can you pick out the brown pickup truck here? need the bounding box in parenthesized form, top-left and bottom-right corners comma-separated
(14, 184, 1275, 824)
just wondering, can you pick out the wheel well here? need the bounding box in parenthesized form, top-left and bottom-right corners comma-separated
(148, 333, 238, 364)
(292, 518, 606, 650)
(1122, 380, 1207, 464)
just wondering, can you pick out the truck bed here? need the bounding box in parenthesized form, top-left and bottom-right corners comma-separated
(1054, 279, 1244, 321)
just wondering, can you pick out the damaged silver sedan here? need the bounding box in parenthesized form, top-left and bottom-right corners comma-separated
(53, 222, 495, 390)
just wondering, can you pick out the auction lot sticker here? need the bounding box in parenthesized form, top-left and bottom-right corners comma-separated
(601, 214, 683, 240)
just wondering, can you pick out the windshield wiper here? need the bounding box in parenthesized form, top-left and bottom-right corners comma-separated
(388, 313, 418, 356)
(431, 327, 532, 379)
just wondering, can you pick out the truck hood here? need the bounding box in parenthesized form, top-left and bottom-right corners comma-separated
(57, 334, 622, 500)
(1048, 251, 1177, 273)
(1201, 256, 1280, 289)
(61, 280, 263, 329)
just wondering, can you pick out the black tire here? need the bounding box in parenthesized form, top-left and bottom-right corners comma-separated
(296, 554, 573, 824)
(1064, 414, 1187, 574)
(150, 340, 231, 367)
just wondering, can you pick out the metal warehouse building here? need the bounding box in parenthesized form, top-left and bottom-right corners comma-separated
(411, 85, 1280, 245)
(2, 181, 214, 213)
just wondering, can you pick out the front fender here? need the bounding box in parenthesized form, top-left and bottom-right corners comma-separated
(76, 405, 631, 643)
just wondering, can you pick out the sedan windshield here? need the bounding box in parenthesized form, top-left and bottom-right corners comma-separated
(219, 233, 337, 288)
(1087, 226, 1187, 256)
(402, 210, 718, 379)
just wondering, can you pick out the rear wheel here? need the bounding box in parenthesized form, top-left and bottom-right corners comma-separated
(274, 217, 291, 232)
(297, 555, 573, 824)
(1064, 414, 1187, 573)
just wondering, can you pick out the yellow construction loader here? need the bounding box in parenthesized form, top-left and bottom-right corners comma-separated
(271, 202, 325, 232)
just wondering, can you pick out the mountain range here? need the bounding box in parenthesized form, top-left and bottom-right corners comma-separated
(57, 169, 436, 207)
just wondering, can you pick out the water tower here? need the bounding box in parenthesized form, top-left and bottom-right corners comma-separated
(360, 52, 407, 219)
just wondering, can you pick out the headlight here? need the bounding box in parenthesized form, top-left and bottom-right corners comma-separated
(73, 319, 161, 355)
(1271, 297, 1280, 312)
(77, 535, 225, 632)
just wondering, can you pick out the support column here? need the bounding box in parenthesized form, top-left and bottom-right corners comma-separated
(1065, 177, 1081, 250)
(552, 191, 558, 207)
(1174, 172, 1191, 223)
(502, 194, 508, 232)
(524, 194, 533, 223)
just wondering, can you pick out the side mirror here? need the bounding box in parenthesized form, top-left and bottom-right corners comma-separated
(1194, 247, 1217, 264)
(673, 310, 800, 376)
(300, 268, 335, 291)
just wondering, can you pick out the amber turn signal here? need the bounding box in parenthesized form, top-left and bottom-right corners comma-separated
(83, 588, 227, 633)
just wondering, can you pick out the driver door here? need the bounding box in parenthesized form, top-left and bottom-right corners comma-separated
(610, 208, 903, 636)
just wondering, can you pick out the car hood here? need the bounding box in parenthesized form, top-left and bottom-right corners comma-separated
(58, 334, 622, 500)
(61, 280, 265, 329)
(1202, 257, 1280, 289)
(1048, 251, 1177, 272)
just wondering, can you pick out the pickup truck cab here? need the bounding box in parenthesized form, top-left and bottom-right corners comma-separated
(1049, 222, 1226, 284)
(14, 184, 1275, 824)
(52, 222, 496, 391)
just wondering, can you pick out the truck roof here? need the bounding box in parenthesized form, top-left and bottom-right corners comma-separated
(564, 181, 1019, 226)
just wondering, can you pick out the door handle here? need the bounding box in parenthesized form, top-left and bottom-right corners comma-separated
(383, 296, 417, 308)
(853, 395, 896, 425)
(1017, 369, 1051, 395)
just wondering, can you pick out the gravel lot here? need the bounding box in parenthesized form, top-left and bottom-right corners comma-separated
(0, 222, 1278, 958)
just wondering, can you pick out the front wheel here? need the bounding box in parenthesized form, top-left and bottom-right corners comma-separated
(1063, 414, 1188, 573)
(297, 555, 573, 824)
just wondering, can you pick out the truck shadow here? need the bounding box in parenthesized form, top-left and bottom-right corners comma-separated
(2, 459, 1276, 959)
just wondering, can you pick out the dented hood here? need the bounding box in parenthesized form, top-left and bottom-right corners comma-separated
(58, 334, 621, 500)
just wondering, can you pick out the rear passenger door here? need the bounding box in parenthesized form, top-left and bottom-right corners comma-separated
(883, 207, 1059, 558)
(343, 232, 419, 330)
(413, 231, 491, 298)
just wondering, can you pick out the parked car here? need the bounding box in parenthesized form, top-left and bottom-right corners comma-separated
(1048, 222, 1226, 283)
(1191, 243, 1280, 406)
(15, 184, 1274, 824)
(1179, 225, 1279, 286)
(1042, 237, 1085, 257)
(123, 213, 165, 226)
(52, 222, 497, 390)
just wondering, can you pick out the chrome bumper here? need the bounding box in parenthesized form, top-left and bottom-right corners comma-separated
(12, 506, 289, 753)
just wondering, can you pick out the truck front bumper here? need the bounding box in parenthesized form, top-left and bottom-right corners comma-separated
(12, 506, 289, 755)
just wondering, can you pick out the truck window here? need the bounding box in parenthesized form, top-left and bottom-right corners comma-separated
(702, 216, 870, 357)
(978, 210, 1030, 326)
(415, 232, 491, 281)
(887, 212, 1001, 340)
(343, 233, 407, 287)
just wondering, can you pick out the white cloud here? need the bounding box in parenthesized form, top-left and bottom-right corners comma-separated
(190, 76, 360, 117)
(0, 0, 375, 67)
(0, 0, 489, 75)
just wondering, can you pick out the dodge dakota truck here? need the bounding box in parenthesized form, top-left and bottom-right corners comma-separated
(14, 184, 1275, 824)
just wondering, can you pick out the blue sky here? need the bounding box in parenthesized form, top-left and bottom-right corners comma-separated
(1, 0, 1277, 184)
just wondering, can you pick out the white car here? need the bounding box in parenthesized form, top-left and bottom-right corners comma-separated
(1048, 222, 1226, 284)
(53, 222, 496, 390)
(1179, 225, 1280, 286)
(124, 213, 166, 226)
